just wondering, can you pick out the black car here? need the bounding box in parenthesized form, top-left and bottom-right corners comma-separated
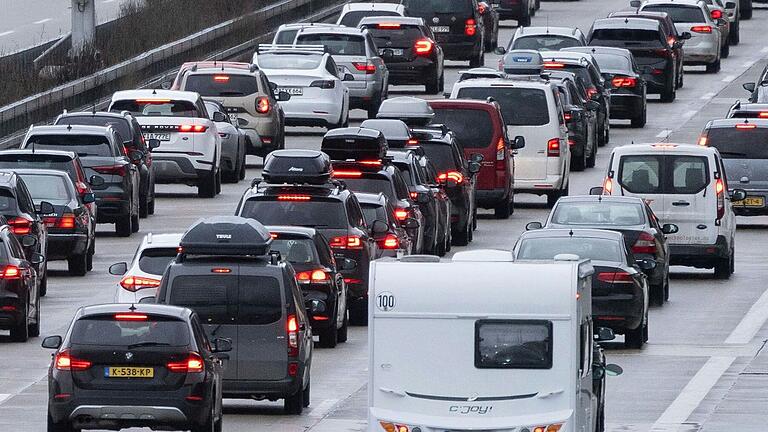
(490, 0, 532, 27)
(55, 111, 157, 218)
(358, 16, 445, 94)
(514, 228, 651, 348)
(478, 1, 500, 51)
(356, 192, 415, 257)
(267, 225, 350, 348)
(235, 150, 379, 325)
(726, 101, 768, 119)
(42, 304, 230, 431)
(550, 71, 600, 171)
(0, 221, 43, 342)
(10, 169, 96, 276)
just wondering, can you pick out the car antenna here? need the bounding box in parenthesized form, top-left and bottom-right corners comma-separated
(546, 16, 550, 33)
(569, 229, 574, 237)
(152, 88, 157, 95)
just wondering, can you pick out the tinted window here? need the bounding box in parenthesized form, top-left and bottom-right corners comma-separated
(138, 248, 178, 275)
(111, 100, 200, 118)
(0, 156, 76, 181)
(619, 154, 709, 194)
(512, 35, 582, 51)
(360, 203, 389, 226)
(517, 237, 623, 262)
(475, 320, 553, 369)
(706, 128, 768, 159)
(257, 53, 322, 70)
(341, 176, 397, 202)
(432, 108, 495, 149)
(270, 238, 319, 264)
(591, 28, 663, 44)
(240, 198, 347, 229)
(184, 74, 260, 97)
(642, 5, 705, 22)
(25, 135, 113, 157)
(456, 87, 550, 126)
(297, 34, 366, 56)
(592, 53, 632, 72)
(0, 240, 8, 260)
(238, 276, 282, 325)
(17, 174, 72, 205)
(58, 116, 132, 142)
(340, 10, 400, 27)
(551, 201, 646, 226)
(559, 65, 596, 88)
(275, 29, 299, 44)
(364, 26, 424, 49)
(619, 155, 662, 193)
(71, 316, 190, 347)
(404, 0, 472, 14)
(671, 156, 708, 194)
(419, 143, 459, 172)
(170, 275, 234, 325)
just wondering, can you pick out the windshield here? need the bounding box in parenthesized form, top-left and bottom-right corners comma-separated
(71, 316, 190, 347)
(184, 74, 260, 97)
(404, 0, 473, 14)
(706, 128, 768, 159)
(340, 10, 400, 27)
(138, 248, 178, 275)
(240, 198, 347, 229)
(25, 135, 113, 157)
(17, 173, 72, 205)
(512, 35, 582, 51)
(57, 116, 132, 143)
(270, 238, 319, 264)
(258, 53, 322, 70)
(517, 237, 623, 262)
(457, 87, 550, 126)
(111, 100, 200, 118)
(642, 5, 705, 22)
(432, 108, 495, 149)
(296, 34, 366, 56)
(551, 201, 645, 226)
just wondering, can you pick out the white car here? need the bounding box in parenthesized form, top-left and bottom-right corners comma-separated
(336, 2, 405, 27)
(253, 45, 350, 129)
(108, 89, 222, 197)
(505, 26, 587, 51)
(271, 22, 341, 45)
(203, 99, 247, 183)
(110, 233, 183, 303)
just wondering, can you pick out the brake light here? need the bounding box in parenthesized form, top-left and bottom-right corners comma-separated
(119, 275, 161, 292)
(75, 181, 89, 195)
(0, 265, 21, 280)
(55, 350, 91, 371)
(379, 234, 400, 250)
(358, 160, 382, 166)
(211, 268, 231, 273)
(377, 23, 401, 29)
(44, 213, 76, 229)
(612, 77, 637, 88)
(178, 124, 208, 133)
(277, 195, 311, 201)
(414, 38, 434, 56)
(394, 208, 409, 221)
(256, 97, 270, 114)
(333, 170, 363, 178)
(287, 314, 299, 357)
(406, 139, 418, 146)
(586, 87, 599, 98)
(409, 191, 418, 200)
(465, 18, 477, 36)
(597, 271, 634, 284)
(295, 269, 329, 284)
(735, 123, 757, 129)
(716, 177, 725, 220)
(8, 217, 32, 235)
(135, 99, 171, 103)
(710, 9, 722, 19)
(603, 177, 613, 194)
(329, 235, 363, 249)
(760, 112, 768, 118)
(547, 138, 561, 157)
(437, 171, 464, 184)
(114, 313, 148, 321)
(352, 62, 376, 74)
(567, 139, 576, 148)
(698, 135, 708, 146)
(564, 113, 572, 121)
(213, 75, 230, 82)
(93, 164, 127, 176)
(544, 62, 566, 69)
(667, 36, 676, 46)
(496, 137, 505, 161)
(167, 352, 204, 373)
(691, 25, 712, 33)
(632, 232, 657, 255)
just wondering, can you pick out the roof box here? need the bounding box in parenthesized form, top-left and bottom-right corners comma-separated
(180, 216, 272, 256)
(262, 149, 332, 185)
(501, 49, 544, 75)
(321, 127, 388, 160)
(376, 96, 434, 127)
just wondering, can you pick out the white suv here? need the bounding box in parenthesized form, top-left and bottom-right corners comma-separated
(109, 233, 182, 303)
(600, 143, 746, 278)
(109, 89, 222, 197)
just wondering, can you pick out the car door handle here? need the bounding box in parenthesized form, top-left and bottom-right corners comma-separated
(672, 201, 690, 206)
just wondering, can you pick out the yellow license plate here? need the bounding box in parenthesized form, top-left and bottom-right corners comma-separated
(734, 197, 764, 207)
(105, 366, 154, 378)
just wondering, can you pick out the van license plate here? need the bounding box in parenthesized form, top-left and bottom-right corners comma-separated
(105, 367, 154, 378)
(733, 196, 764, 207)
(143, 133, 170, 141)
(430, 26, 449, 33)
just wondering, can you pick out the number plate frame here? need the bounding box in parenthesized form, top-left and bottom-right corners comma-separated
(733, 196, 764, 207)
(143, 133, 170, 141)
(104, 366, 155, 378)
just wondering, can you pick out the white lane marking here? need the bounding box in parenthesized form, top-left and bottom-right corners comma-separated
(0, 394, 10, 404)
(102, 0, 116, 3)
(722, 75, 736, 83)
(33, 18, 52, 25)
(700, 92, 716, 100)
(656, 129, 672, 138)
(307, 398, 339, 418)
(743, 60, 756, 68)
(651, 356, 735, 431)
(725, 286, 768, 344)
(0, 30, 14, 37)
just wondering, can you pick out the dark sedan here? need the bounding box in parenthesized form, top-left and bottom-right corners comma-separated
(550, 72, 600, 171)
(514, 228, 651, 349)
(0, 221, 43, 342)
(356, 192, 414, 257)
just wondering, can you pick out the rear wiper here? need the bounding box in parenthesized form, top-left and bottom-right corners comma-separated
(127, 341, 171, 349)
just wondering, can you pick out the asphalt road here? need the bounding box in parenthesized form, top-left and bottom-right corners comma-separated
(2, 0, 768, 431)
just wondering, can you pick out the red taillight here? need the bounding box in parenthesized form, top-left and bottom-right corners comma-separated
(632, 232, 657, 255)
(296, 269, 329, 284)
(167, 352, 204, 373)
(564, 113, 572, 121)
(277, 194, 311, 201)
(114, 313, 148, 321)
(256, 97, 270, 114)
(394, 208, 409, 221)
(92, 164, 127, 176)
(352, 62, 376, 74)
(597, 271, 634, 284)
(414, 39, 434, 56)
(55, 350, 92, 371)
(377, 23, 401, 29)
(667, 36, 676, 46)
(1, 265, 21, 280)
(287, 314, 299, 357)
(586, 87, 599, 98)
(698, 135, 708, 146)
(437, 171, 464, 184)
(406, 139, 419, 146)
(612, 77, 637, 88)
(178, 124, 208, 133)
(651, 68, 665, 75)
(329, 235, 363, 250)
(716, 177, 725, 220)
(603, 177, 613, 194)
(409, 191, 418, 200)
(333, 169, 363, 178)
(759, 112, 768, 118)
(44, 213, 76, 229)
(464, 18, 477, 36)
(735, 123, 757, 129)
(379, 234, 400, 250)
(567, 139, 576, 148)
(547, 138, 561, 157)
(8, 217, 32, 235)
(691, 25, 712, 33)
(213, 75, 230, 82)
(544, 62, 566, 69)
(710, 9, 722, 19)
(76, 181, 89, 195)
(119, 275, 161, 292)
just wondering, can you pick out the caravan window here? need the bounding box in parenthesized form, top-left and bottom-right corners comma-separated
(475, 320, 553, 369)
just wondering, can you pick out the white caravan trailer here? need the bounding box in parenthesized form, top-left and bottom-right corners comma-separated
(368, 250, 598, 432)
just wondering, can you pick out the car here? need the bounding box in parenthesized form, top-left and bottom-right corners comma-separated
(42, 304, 230, 431)
(450, 73, 571, 207)
(700, 0, 734, 47)
(203, 99, 246, 183)
(504, 26, 586, 51)
(477, 1, 500, 51)
(357, 16, 445, 94)
(713, 0, 740, 44)
(566, 46, 648, 127)
(638, 0, 724, 73)
(355, 192, 414, 257)
(740, 0, 752, 19)
(21, 124, 142, 236)
(743, 77, 768, 103)
(156, 216, 313, 413)
(109, 89, 222, 198)
(54, 111, 157, 218)
(252, 45, 350, 129)
(698, 118, 768, 216)
(600, 143, 745, 279)
(336, 2, 406, 28)
(489, 0, 535, 26)
(10, 169, 96, 276)
(514, 228, 651, 348)
(235, 150, 377, 325)
(267, 225, 350, 348)
(549, 71, 600, 171)
(272, 22, 342, 44)
(171, 61, 287, 157)
(726, 102, 768, 119)
(527, 195, 675, 305)
(0, 220, 43, 342)
(401, 0, 487, 67)
(294, 26, 389, 118)
(429, 99, 523, 217)
(109, 232, 182, 304)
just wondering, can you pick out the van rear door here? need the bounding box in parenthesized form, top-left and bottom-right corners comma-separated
(660, 153, 713, 245)
(616, 153, 667, 220)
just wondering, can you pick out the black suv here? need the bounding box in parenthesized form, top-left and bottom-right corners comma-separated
(358, 16, 445, 94)
(0, 220, 43, 342)
(549, 71, 600, 171)
(402, 0, 487, 66)
(235, 150, 379, 325)
(42, 304, 230, 432)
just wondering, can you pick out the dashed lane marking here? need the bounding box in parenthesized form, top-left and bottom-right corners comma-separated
(700, 92, 716, 100)
(656, 130, 672, 138)
(725, 285, 768, 344)
(0, 31, 14, 37)
(33, 18, 52, 25)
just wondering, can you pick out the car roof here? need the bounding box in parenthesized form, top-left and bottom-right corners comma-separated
(358, 16, 425, 26)
(557, 194, 647, 205)
(297, 26, 366, 36)
(59, 111, 129, 120)
(539, 50, 597, 64)
(729, 103, 768, 113)
(429, 99, 500, 111)
(355, 192, 388, 205)
(516, 26, 582, 37)
(112, 89, 200, 102)
(521, 228, 625, 241)
(141, 232, 183, 248)
(77, 303, 191, 320)
(609, 10, 672, 20)
(0, 171, 18, 186)
(564, 46, 633, 58)
(28, 125, 112, 136)
(7, 168, 72, 178)
(592, 17, 661, 30)
(708, 118, 768, 128)
(0, 149, 78, 159)
(264, 225, 318, 238)
(642, 0, 704, 7)
(278, 22, 342, 30)
(612, 143, 718, 154)
(452, 77, 555, 89)
(343, 2, 404, 12)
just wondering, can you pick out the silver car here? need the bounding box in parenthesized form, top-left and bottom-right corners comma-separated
(204, 99, 247, 183)
(294, 26, 389, 118)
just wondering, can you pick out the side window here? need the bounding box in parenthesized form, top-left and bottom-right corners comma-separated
(132, 120, 148, 151)
(190, 314, 212, 353)
(260, 74, 275, 100)
(196, 99, 209, 119)
(346, 196, 366, 228)
(15, 181, 36, 215)
(326, 57, 339, 78)
(113, 133, 126, 156)
(392, 171, 410, 200)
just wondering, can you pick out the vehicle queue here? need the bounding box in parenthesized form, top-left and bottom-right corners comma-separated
(0, 0, 764, 431)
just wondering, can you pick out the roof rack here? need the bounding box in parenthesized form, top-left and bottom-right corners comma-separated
(457, 67, 507, 82)
(179, 216, 273, 257)
(321, 127, 389, 161)
(256, 44, 326, 54)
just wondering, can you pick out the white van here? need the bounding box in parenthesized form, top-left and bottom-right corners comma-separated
(450, 77, 570, 207)
(599, 143, 746, 278)
(368, 251, 616, 432)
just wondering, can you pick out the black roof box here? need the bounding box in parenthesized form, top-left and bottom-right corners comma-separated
(262, 149, 332, 185)
(321, 127, 388, 160)
(180, 216, 272, 256)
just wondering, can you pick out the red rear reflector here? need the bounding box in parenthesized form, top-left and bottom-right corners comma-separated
(544, 62, 565, 69)
(114, 313, 148, 321)
(288, 362, 299, 376)
(691, 25, 712, 33)
(0, 305, 16, 311)
(119, 276, 161, 292)
(464, 18, 477, 36)
(547, 138, 561, 157)
(211, 268, 231, 273)
(414, 38, 434, 55)
(377, 23, 401, 29)
(213, 75, 230, 82)
(277, 195, 311, 201)
(736, 123, 757, 129)
(167, 353, 204, 373)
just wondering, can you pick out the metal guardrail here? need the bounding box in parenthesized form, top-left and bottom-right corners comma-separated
(0, 0, 350, 148)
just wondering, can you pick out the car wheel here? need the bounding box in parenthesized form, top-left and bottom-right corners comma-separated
(239, 150, 247, 181)
(678, 69, 684, 88)
(367, 93, 382, 119)
(650, 282, 664, 306)
(729, 21, 739, 45)
(349, 299, 368, 326)
(284, 381, 305, 414)
(660, 77, 676, 102)
(663, 274, 670, 302)
(139, 191, 149, 218)
(631, 107, 647, 128)
(10, 302, 28, 342)
(741, 7, 752, 19)
(436, 231, 447, 256)
(547, 185, 567, 208)
(302, 378, 311, 408)
(215, 168, 222, 194)
(438, 72, 445, 93)
(624, 324, 645, 349)
(319, 317, 339, 348)
(494, 199, 511, 219)
(147, 192, 156, 215)
(469, 49, 484, 68)
(48, 413, 76, 432)
(705, 58, 721, 73)
(587, 143, 597, 168)
(28, 299, 40, 337)
(721, 41, 730, 58)
(198, 169, 217, 198)
(595, 405, 605, 432)
(115, 213, 132, 237)
(425, 72, 441, 94)
(452, 223, 470, 246)
(131, 208, 140, 233)
(39, 271, 47, 297)
(714, 250, 733, 279)
(571, 148, 587, 172)
(191, 405, 216, 432)
(68, 253, 88, 276)
(337, 310, 348, 343)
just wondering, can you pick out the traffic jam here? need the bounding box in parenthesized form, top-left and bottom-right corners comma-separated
(0, 0, 767, 431)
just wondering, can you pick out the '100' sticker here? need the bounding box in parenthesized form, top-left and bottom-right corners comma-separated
(376, 292, 395, 311)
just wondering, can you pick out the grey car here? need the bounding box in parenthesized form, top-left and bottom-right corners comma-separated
(204, 99, 247, 183)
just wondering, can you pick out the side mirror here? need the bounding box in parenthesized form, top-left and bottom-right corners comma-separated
(494, 46, 507, 55)
(731, 188, 747, 202)
(82, 192, 96, 204)
(468, 161, 481, 174)
(587, 100, 601, 111)
(29, 252, 45, 265)
(341, 258, 357, 271)
(89, 175, 106, 187)
(404, 218, 420, 230)
(129, 150, 143, 163)
(743, 82, 756, 93)
(525, 221, 543, 231)
(277, 91, 291, 102)
(42, 335, 63, 349)
(371, 219, 389, 235)
(212, 337, 233, 353)
(443, 91, 452, 99)
(37, 201, 55, 215)
(661, 223, 679, 234)
(306, 299, 326, 315)
(160, 81, 172, 90)
(680, 32, 692, 40)
(237, 118, 248, 128)
(595, 326, 615, 342)
(725, 1, 736, 8)
(589, 186, 604, 195)
(630, 0, 641, 6)
(212, 111, 228, 123)
(21, 235, 38, 248)
(109, 262, 128, 275)
(636, 258, 657, 270)
(470, 153, 484, 163)
(343, 73, 355, 82)
(716, 18, 728, 26)
(605, 363, 624, 376)
(513, 135, 526, 149)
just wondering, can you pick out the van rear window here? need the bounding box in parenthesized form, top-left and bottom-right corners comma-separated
(238, 276, 282, 325)
(706, 128, 768, 159)
(618, 155, 709, 194)
(71, 316, 190, 347)
(431, 108, 494, 149)
(475, 320, 553, 369)
(170, 275, 234, 325)
(456, 87, 550, 126)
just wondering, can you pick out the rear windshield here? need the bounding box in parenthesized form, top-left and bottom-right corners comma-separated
(457, 87, 550, 126)
(475, 320, 553, 369)
(551, 201, 645, 226)
(706, 128, 768, 159)
(240, 198, 347, 229)
(111, 100, 200, 118)
(618, 154, 710, 194)
(592, 53, 632, 72)
(269, 238, 319, 264)
(419, 143, 458, 172)
(57, 116, 132, 142)
(71, 316, 190, 347)
(360, 203, 389, 226)
(0, 157, 76, 180)
(364, 26, 423, 49)
(404, 0, 473, 14)
(517, 237, 623, 262)
(340, 176, 396, 202)
(184, 74, 260, 97)
(257, 53, 322, 70)
(139, 248, 178, 275)
(340, 11, 400, 27)
(275, 29, 299, 44)
(296, 34, 366, 56)
(0, 189, 17, 213)
(642, 5, 705, 22)
(17, 174, 72, 205)
(432, 108, 494, 149)
(558, 65, 596, 88)
(590, 28, 663, 46)
(25, 135, 113, 157)
(512, 35, 582, 51)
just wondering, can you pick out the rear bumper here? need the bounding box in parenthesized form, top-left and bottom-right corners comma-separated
(386, 61, 437, 85)
(593, 295, 644, 332)
(683, 39, 720, 64)
(495, 3, 527, 19)
(439, 40, 482, 60)
(153, 155, 212, 183)
(609, 93, 644, 119)
(47, 233, 89, 260)
(670, 235, 729, 267)
(476, 188, 509, 207)
(515, 175, 567, 194)
(0, 293, 23, 328)
(95, 195, 130, 223)
(222, 377, 300, 399)
(283, 99, 342, 126)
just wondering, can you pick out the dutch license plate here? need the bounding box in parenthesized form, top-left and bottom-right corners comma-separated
(279, 87, 303, 96)
(143, 133, 170, 141)
(105, 366, 154, 378)
(733, 196, 764, 207)
(430, 26, 449, 33)
(379, 48, 404, 56)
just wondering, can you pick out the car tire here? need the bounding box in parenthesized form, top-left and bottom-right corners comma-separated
(198, 169, 217, 198)
(714, 251, 732, 279)
(349, 299, 368, 326)
(10, 302, 28, 342)
(284, 382, 305, 414)
(571, 149, 587, 172)
(87, 241, 94, 272)
(705, 58, 721, 73)
(28, 300, 40, 337)
(319, 318, 339, 348)
(147, 193, 156, 215)
(425, 72, 441, 95)
(139, 191, 149, 218)
(650, 283, 664, 306)
(239, 151, 247, 181)
(663, 274, 670, 302)
(624, 324, 645, 349)
(741, 7, 752, 19)
(595, 404, 605, 432)
(721, 42, 730, 58)
(729, 21, 739, 45)
(587, 144, 597, 168)
(48, 413, 76, 432)
(452, 223, 470, 246)
(302, 379, 311, 408)
(39, 272, 47, 297)
(68, 253, 88, 276)
(677, 69, 684, 88)
(337, 310, 348, 343)
(215, 168, 222, 194)
(191, 405, 216, 432)
(547, 185, 567, 207)
(115, 214, 132, 237)
(469, 49, 485, 68)
(631, 108, 647, 128)
(494, 199, 511, 219)
(131, 209, 140, 233)
(660, 79, 676, 103)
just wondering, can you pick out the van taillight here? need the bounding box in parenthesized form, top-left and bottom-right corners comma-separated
(698, 135, 708, 146)
(597, 271, 634, 284)
(547, 138, 561, 157)
(496, 137, 505, 161)
(167, 352, 204, 373)
(464, 18, 477, 36)
(55, 350, 92, 371)
(632, 232, 657, 255)
(287, 314, 299, 357)
(256, 97, 270, 114)
(603, 177, 613, 194)
(715, 178, 725, 220)
(8, 217, 32, 235)
(329, 235, 363, 249)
